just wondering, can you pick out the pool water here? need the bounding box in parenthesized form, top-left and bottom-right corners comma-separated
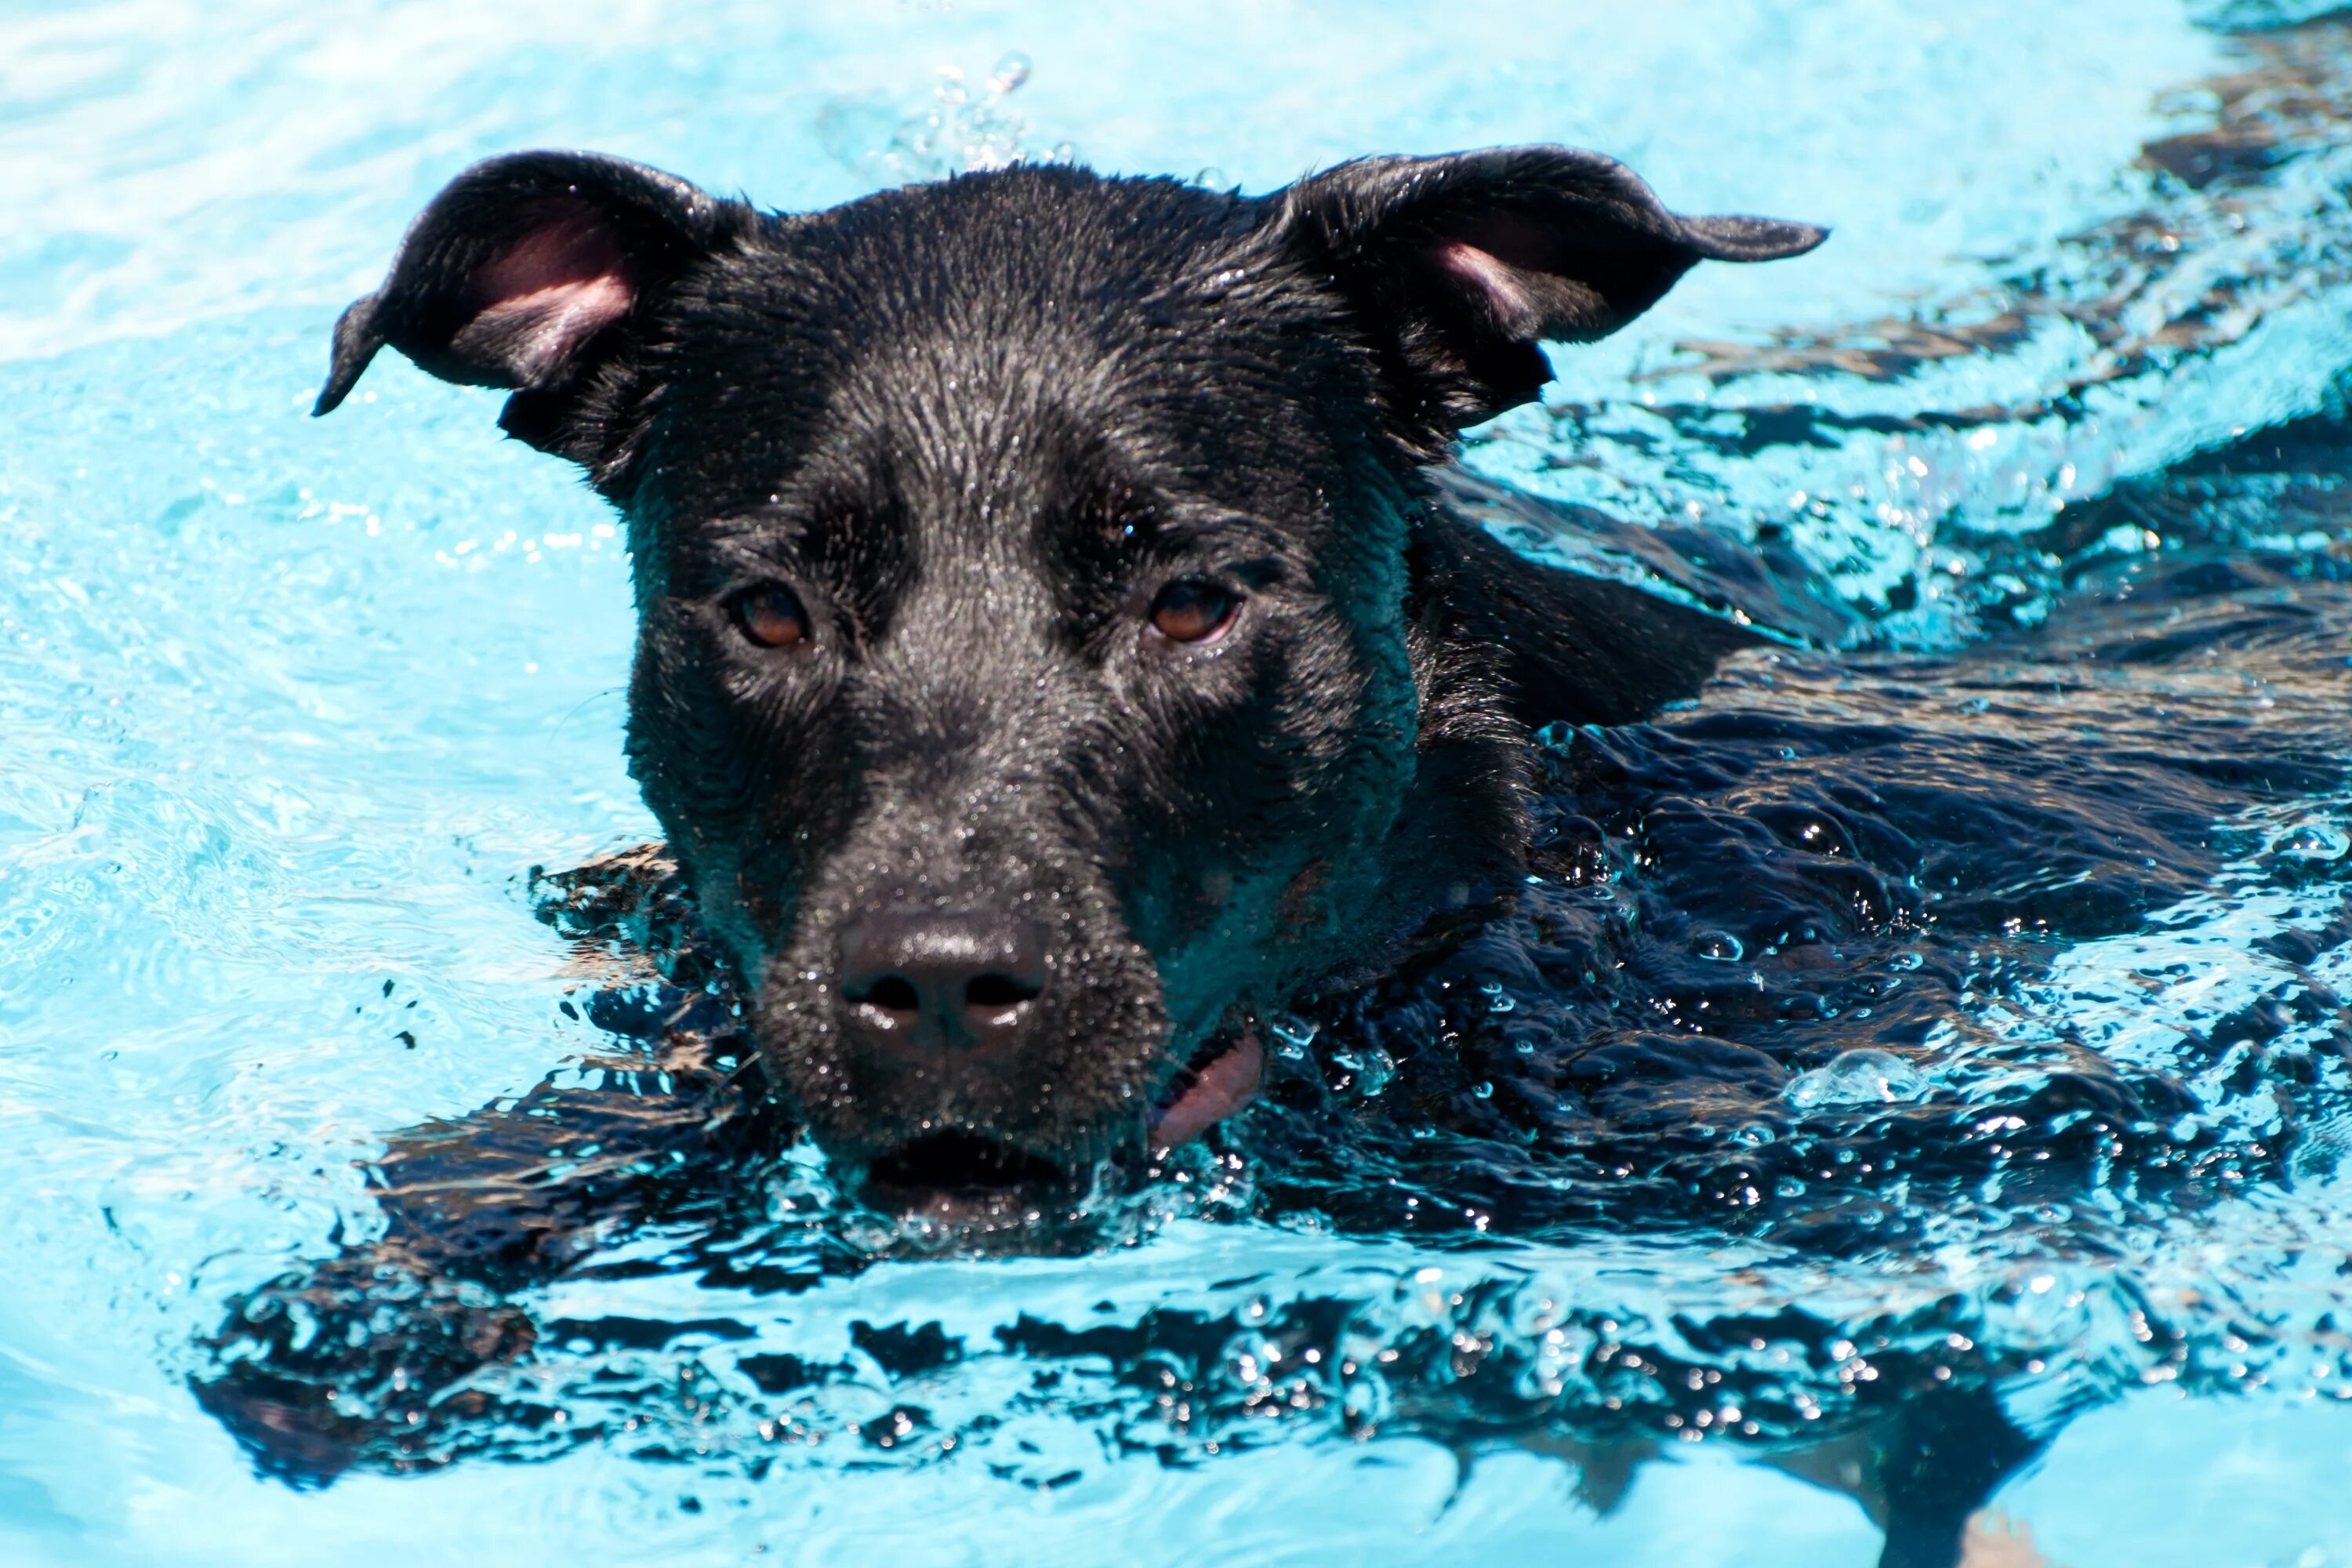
(5, 3, 2352, 1564)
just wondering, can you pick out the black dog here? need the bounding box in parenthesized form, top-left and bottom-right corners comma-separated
(317, 145, 1820, 1210)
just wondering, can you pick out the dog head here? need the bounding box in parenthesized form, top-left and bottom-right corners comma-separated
(318, 147, 1819, 1209)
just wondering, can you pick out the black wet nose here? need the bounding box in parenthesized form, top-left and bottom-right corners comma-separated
(838, 911, 1047, 1057)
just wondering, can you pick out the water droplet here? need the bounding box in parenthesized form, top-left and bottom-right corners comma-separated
(1348, 1047, 1396, 1097)
(1263, 1011, 1317, 1059)
(988, 53, 1032, 95)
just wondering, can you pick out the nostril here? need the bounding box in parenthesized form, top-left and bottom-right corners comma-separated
(964, 971, 1041, 1011)
(837, 911, 1049, 1053)
(851, 975, 922, 1015)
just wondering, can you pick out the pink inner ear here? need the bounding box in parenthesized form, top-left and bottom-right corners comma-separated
(462, 213, 637, 386)
(1432, 240, 1541, 335)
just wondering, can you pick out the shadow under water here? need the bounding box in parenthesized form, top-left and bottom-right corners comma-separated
(188, 410, 2352, 1565)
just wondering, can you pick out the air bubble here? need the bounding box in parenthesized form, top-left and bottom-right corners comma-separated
(1785, 1049, 1930, 1109)
(1693, 930, 1744, 962)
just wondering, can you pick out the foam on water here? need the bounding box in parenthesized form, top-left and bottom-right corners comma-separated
(4, 3, 2352, 1564)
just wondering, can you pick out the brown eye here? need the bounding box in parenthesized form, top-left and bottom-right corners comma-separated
(1148, 579, 1238, 645)
(731, 583, 810, 649)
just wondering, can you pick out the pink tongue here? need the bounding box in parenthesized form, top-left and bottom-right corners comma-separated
(1150, 1027, 1265, 1152)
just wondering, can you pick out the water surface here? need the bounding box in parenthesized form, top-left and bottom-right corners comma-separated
(4, 3, 2351, 1564)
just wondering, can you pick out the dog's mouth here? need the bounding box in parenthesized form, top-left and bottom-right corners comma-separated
(854, 1026, 1267, 1219)
(866, 1130, 1065, 1196)
(859, 1130, 1073, 1225)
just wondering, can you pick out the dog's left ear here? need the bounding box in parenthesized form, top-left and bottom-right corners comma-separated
(1412, 507, 1761, 727)
(314, 151, 751, 463)
(1269, 147, 1824, 452)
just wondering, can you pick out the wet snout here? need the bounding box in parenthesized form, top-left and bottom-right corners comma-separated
(750, 597, 1178, 1198)
(839, 909, 1048, 1058)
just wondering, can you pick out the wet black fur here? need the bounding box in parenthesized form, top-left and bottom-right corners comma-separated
(316, 146, 1820, 1182)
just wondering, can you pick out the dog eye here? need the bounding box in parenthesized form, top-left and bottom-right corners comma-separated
(1147, 579, 1238, 645)
(731, 583, 810, 649)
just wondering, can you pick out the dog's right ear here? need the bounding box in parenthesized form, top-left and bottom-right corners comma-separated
(314, 151, 750, 463)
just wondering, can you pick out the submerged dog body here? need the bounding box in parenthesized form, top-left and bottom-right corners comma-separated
(318, 146, 1820, 1199)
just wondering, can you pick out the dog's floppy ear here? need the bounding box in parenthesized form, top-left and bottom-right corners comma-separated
(1269, 147, 1824, 452)
(314, 151, 748, 460)
(1414, 508, 1762, 727)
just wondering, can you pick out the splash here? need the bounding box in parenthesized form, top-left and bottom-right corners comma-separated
(816, 53, 1077, 189)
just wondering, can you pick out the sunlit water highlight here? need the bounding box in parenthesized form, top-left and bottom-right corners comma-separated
(4, 3, 2352, 1565)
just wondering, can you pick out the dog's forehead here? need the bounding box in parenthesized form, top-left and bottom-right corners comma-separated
(647, 167, 1356, 528)
(796, 165, 1267, 324)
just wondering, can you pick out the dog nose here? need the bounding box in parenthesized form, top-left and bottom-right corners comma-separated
(838, 911, 1047, 1056)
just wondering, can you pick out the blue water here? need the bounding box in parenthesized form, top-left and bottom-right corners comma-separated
(5, 2, 2352, 1563)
